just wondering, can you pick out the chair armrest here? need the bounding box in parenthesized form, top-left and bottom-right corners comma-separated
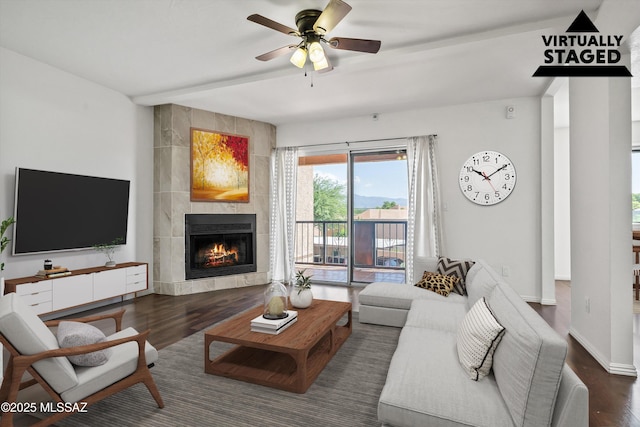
(45, 309, 126, 332)
(11, 329, 151, 371)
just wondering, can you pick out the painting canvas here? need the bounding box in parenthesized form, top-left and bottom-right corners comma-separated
(190, 128, 249, 202)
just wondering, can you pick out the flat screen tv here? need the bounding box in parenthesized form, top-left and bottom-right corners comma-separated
(13, 168, 130, 255)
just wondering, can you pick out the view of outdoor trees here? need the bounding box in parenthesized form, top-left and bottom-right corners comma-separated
(313, 175, 346, 221)
(634, 193, 640, 223)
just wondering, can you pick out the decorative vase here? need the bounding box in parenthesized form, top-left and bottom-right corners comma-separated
(105, 260, 116, 267)
(263, 281, 289, 319)
(290, 288, 313, 309)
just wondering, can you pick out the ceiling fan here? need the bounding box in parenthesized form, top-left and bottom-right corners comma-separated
(247, 0, 381, 73)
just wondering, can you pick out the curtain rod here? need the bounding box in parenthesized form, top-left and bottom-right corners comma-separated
(282, 134, 437, 150)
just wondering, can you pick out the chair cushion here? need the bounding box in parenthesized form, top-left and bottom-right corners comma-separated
(57, 321, 112, 367)
(60, 327, 159, 403)
(0, 293, 78, 393)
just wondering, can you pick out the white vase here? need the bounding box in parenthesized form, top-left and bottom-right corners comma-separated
(290, 288, 313, 309)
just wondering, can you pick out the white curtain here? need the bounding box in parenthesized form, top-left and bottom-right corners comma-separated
(270, 147, 298, 284)
(405, 135, 443, 283)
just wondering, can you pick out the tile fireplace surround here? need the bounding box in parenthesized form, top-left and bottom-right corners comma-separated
(153, 104, 274, 295)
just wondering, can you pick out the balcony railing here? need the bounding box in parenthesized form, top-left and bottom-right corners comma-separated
(295, 220, 407, 269)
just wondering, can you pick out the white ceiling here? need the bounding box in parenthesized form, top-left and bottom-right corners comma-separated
(1, 0, 638, 126)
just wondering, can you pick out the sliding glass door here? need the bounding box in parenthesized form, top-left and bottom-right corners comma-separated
(351, 151, 407, 284)
(294, 149, 408, 285)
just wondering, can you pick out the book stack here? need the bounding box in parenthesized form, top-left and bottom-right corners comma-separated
(251, 310, 298, 335)
(36, 266, 72, 278)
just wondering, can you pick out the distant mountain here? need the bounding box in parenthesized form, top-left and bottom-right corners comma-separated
(354, 194, 408, 209)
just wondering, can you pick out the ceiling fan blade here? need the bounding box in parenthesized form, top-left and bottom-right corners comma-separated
(247, 14, 299, 36)
(255, 45, 298, 61)
(328, 37, 381, 53)
(313, 0, 352, 34)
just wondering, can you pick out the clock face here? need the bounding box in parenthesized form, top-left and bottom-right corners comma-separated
(459, 151, 516, 205)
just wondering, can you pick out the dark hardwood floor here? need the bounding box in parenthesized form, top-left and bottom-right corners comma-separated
(62, 281, 639, 427)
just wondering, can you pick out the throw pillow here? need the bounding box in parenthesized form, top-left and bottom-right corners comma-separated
(414, 271, 459, 296)
(57, 321, 112, 367)
(437, 257, 475, 296)
(456, 297, 505, 381)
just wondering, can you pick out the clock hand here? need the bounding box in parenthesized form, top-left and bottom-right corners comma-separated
(481, 171, 497, 192)
(487, 164, 508, 179)
(471, 168, 485, 178)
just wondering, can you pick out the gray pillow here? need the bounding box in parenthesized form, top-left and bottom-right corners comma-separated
(57, 321, 112, 367)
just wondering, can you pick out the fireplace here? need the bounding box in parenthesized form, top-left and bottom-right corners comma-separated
(185, 214, 257, 280)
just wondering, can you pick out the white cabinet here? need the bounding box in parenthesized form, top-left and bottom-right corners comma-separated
(52, 274, 94, 311)
(6, 262, 148, 316)
(93, 268, 127, 301)
(16, 280, 53, 315)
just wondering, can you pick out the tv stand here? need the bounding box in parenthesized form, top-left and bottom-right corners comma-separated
(3, 262, 147, 316)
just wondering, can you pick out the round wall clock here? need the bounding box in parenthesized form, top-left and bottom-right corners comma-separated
(459, 150, 517, 205)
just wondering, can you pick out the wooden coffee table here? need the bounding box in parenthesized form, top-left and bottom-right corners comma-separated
(204, 299, 352, 393)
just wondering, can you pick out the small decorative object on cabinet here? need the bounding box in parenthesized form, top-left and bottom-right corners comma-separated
(290, 269, 313, 309)
(263, 281, 288, 320)
(93, 237, 124, 267)
(1, 216, 16, 295)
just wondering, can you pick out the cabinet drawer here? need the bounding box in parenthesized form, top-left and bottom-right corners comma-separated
(126, 280, 146, 293)
(27, 301, 53, 316)
(126, 265, 147, 282)
(21, 290, 52, 306)
(16, 280, 53, 295)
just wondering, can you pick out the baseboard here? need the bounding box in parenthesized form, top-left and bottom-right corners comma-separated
(540, 298, 557, 306)
(521, 295, 541, 303)
(569, 327, 638, 377)
(555, 275, 571, 281)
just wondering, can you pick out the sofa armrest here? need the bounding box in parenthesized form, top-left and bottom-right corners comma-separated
(552, 365, 589, 427)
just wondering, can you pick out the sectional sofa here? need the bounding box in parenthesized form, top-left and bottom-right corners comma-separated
(358, 257, 588, 427)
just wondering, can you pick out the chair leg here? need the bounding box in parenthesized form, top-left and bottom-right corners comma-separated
(142, 370, 165, 408)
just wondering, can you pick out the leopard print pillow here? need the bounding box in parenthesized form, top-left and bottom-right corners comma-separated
(414, 271, 460, 296)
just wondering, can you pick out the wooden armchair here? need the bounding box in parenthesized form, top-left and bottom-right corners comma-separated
(0, 293, 164, 427)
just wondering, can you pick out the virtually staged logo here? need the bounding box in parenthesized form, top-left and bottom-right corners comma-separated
(533, 10, 632, 77)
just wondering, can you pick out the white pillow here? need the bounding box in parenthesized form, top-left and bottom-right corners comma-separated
(456, 297, 505, 380)
(57, 321, 112, 367)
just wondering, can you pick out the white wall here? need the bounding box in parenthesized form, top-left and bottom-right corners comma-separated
(278, 97, 544, 300)
(0, 48, 154, 283)
(554, 127, 571, 280)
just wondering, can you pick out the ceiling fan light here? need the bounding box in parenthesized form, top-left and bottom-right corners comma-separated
(290, 47, 307, 68)
(308, 41, 325, 63)
(313, 56, 329, 71)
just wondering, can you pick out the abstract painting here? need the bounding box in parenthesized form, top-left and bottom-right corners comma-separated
(190, 128, 249, 202)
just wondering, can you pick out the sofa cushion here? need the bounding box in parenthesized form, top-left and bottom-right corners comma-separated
(405, 299, 467, 333)
(414, 271, 459, 296)
(489, 282, 567, 427)
(358, 282, 466, 311)
(457, 297, 505, 381)
(60, 327, 159, 403)
(57, 321, 112, 367)
(0, 293, 78, 393)
(437, 257, 475, 296)
(379, 326, 514, 427)
(412, 256, 439, 283)
(466, 260, 501, 309)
